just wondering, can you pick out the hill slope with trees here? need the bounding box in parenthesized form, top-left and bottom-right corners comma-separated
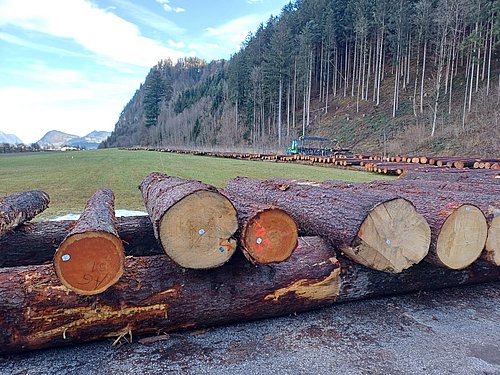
(102, 0, 500, 157)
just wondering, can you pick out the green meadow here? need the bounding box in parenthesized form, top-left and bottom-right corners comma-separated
(0, 148, 392, 218)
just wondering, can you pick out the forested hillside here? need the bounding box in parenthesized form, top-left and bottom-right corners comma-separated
(102, 0, 500, 156)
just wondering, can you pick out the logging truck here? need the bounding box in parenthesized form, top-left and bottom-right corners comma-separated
(286, 136, 352, 156)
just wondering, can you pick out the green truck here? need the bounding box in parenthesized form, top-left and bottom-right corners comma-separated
(286, 136, 352, 156)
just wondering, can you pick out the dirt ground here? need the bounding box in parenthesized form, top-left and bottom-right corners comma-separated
(1, 282, 499, 375)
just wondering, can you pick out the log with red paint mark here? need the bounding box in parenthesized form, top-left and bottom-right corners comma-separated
(53, 189, 125, 295)
(226, 177, 431, 273)
(223, 191, 298, 265)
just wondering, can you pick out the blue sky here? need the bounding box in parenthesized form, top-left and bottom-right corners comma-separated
(0, 0, 290, 144)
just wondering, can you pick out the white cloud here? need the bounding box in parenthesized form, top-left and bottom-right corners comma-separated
(247, 0, 263, 3)
(168, 40, 186, 49)
(109, 0, 184, 34)
(205, 14, 267, 50)
(23, 63, 87, 85)
(0, 32, 94, 59)
(155, 0, 185, 13)
(0, 0, 185, 67)
(183, 42, 230, 61)
(0, 64, 142, 143)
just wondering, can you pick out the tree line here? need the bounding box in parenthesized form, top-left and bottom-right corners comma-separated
(103, 0, 499, 151)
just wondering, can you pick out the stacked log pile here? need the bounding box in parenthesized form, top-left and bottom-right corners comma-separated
(125, 147, 500, 175)
(1, 237, 498, 354)
(226, 177, 432, 273)
(0, 168, 498, 354)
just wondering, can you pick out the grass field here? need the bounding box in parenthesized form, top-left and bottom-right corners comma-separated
(0, 149, 392, 219)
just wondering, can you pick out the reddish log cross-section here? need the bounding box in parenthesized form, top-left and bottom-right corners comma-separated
(0, 216, 159, 268)
(222, 190, 298, 264)
(53, 189, 125, 295)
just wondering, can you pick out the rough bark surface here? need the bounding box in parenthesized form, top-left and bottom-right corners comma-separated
(323, 180, 491, 269)
(222, 190, 298, 264)
(53, 189, 125, 295)
(0, 237, 340, 354)
(0, 216, 159, 268)
(65, 189, 120, 237)
(1, 237, 498, 355)
(139, 173, 212, 240)
(0, 190, 50, 237)
(484, 215, 500, 266)
(139, 172, 238, 269)
(399, 169, 499, 183)
(370, 180, 499, 266)
(370, 179, 500, 195)
(226, 177, 431, 273)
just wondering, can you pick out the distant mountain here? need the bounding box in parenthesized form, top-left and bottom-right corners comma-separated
(37, 130, 79, 149)
(66, 130, 111, 149)
(0, 131, 23, 145)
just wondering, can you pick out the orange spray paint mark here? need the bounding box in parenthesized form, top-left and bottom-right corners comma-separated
(253, 222, 270, 252)
(218, 239, 235, 252)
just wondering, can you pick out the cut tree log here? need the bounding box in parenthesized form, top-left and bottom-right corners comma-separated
(453, 159, 482, 169)
(484, 213, 500, 266)
(139, 172, 238, 269)
(0, 216, 160, 268)
(0, 190, 50, 237)
(322, 180, 490, 269)
(367, 179, 499, 266)
(371, 178, 500, 195)
(222, 191, 298, 264)
(226, 177, 431, 273)
(53, 189, 125, 295)
(1, 237, 499, 355)
(399, 168, 499, 183)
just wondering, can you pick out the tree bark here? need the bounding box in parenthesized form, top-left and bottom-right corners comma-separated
(1, 236, 498, 355)
(0, 216, 159, 268)
(222, 191, 298, 265)
(0, 190, 50, 237)
(322, 180, 490, 270)
(226, 177, 431, 273)
(485, 215, 500, 266)
(399, 168, 499, 184)
(53, 189, 124, 296)
(139, 172, 238, 269)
